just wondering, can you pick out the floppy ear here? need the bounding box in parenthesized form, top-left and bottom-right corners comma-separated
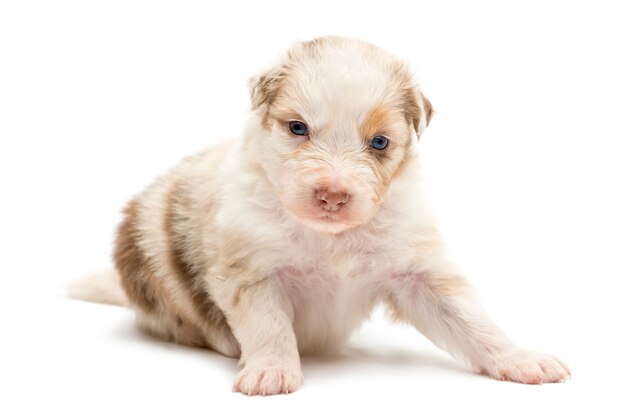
(405, 88, 434, 139)
(248, 65, 286, 110)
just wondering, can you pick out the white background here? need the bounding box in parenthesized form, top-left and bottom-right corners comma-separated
(1, 1, 625, 409)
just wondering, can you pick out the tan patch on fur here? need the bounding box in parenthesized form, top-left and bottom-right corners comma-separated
(360, 105, 393, 141)
(355, 104, 413, 201)
(113, 200, 160, 313)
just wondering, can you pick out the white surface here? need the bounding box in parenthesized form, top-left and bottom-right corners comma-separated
(1, 1, 625, 409)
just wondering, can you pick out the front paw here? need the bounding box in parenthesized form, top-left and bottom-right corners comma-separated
(233, 363, 304, 396)
(480, 349, 571, 384)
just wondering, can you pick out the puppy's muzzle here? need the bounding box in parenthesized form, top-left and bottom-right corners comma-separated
(316, 188, 350, 213)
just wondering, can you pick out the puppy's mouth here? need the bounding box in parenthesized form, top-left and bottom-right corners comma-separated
(315, 213, 339, 222)
(305, 217, 353, 234)
(290, 210, 359, 234)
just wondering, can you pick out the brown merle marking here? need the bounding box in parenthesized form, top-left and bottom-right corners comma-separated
(164, 182, 231, 329)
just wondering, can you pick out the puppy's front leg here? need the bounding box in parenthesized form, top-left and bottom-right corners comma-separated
(387, 258, 570, 384)
(211, 270, 302, 396)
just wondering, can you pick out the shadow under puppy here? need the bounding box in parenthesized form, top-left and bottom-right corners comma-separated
(69, 36, 570, 395)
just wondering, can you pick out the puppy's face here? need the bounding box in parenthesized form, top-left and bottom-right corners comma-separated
(250, 37, 432, 234)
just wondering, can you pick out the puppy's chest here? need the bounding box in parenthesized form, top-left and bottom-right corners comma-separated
(274, 235, 390, 306)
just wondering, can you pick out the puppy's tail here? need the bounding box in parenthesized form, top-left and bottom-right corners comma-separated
(67, 270, 128, 307)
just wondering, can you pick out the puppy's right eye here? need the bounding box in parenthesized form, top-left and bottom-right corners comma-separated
(289, 121, 308, 136)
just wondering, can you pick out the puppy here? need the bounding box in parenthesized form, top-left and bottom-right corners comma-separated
(70, 36, 570, 395)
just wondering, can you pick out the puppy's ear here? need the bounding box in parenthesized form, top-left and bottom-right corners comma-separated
(248, 65, 285, 110)
(405, 88, 434, 139)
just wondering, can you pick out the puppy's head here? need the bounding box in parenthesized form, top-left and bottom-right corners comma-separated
(250, 37, 432, 234)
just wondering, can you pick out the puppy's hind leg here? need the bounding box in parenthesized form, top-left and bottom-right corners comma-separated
(133, 308, 241, 357)
(114, 197, 240, 357)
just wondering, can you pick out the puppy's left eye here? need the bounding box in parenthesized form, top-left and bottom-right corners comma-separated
(289, 121, 308, 136)
(370, 135, 389, 150)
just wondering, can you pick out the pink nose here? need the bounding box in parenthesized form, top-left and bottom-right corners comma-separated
(316, 188, 350, 212)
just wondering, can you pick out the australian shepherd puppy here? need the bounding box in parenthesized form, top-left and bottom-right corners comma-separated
(70, 36, 570, 395)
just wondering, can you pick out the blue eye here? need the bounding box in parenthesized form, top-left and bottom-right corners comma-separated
(370, 135, 389, 150)
(289, 121, 308, 136)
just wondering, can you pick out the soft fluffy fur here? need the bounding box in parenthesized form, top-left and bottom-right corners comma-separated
(69, 36, 569, 395)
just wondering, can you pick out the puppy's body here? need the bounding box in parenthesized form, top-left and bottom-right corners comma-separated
(72, 37, 570, 395)
(117, 133, 430, 353)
